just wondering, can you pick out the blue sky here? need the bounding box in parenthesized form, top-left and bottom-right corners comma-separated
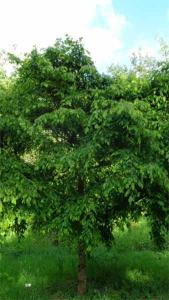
(113, 0, 169, 55)
(0, 0, 169, 72)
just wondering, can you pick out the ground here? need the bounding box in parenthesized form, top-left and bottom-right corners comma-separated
(0, 219, 169, 300)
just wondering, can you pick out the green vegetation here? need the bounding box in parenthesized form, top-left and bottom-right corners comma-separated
(1, 37, 169, 296)
(1, 220, 169, 300)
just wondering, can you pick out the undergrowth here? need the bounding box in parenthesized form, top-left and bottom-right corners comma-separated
(0, 219, 169, 300)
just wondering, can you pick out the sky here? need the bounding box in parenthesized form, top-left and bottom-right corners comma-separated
(0, 0, 169, 72)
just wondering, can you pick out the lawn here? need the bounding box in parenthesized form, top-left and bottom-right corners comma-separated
(0, 219, 169, 300)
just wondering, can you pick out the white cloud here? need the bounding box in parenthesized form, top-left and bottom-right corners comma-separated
(129, 43, 157, 58)
(128, 39, 161, 64)
(0, 0, 127, 72)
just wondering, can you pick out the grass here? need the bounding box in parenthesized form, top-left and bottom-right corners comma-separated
(1, 219, 169, 299)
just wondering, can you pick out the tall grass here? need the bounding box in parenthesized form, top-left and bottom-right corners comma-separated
(0, 219, 169, 300)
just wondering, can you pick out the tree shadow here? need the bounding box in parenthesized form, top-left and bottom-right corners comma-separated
(1, 237, 169, 299)
(87, 247, 169, 298)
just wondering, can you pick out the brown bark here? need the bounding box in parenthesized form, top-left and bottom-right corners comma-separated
(77, 177, 86, 296)
(77, 242, 87, 296)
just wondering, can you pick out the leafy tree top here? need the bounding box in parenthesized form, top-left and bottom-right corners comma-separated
(1, 37, 169, 253)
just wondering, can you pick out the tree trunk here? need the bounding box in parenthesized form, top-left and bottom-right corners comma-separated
(77, 242, 87, 297)
(77, 177, 86, 296)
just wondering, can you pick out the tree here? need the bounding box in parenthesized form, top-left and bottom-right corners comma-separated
(108, 52, 169, 248)
(1, 37, 169, 296)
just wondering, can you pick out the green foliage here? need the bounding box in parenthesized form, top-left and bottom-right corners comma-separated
(1, 36, 169, 258)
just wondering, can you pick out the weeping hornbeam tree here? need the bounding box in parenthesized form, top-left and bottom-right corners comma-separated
(1, 37, 169, 296)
